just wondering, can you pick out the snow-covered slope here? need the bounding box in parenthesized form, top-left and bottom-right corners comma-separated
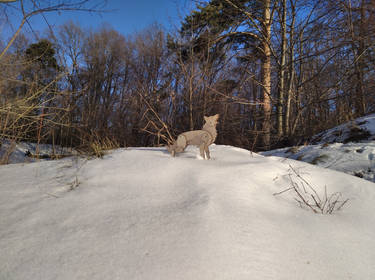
(1, 145, 374, 280)
(262, 142, 375, 182)
(262, 114, 375, 182)
(311, 113, 375, 144)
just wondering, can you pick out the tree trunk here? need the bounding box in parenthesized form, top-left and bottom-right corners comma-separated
(354, 0, 366, 116)
(261, 0, 272, 149)
(285, 0, 296, 136)
(277, 0, 287, 137)
(348, 0, 366, 117)
(189, 61, 194, 131)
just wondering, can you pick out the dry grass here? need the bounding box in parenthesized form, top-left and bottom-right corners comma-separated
(274, 164, 349, 214)
(320, 142, 330, 149)
(296, 154, 304, 161)
(286, 146, 300, 154)
(0, 140, 16, 165)
(310, 154, 329, 165)
(77, 132, 120, 158)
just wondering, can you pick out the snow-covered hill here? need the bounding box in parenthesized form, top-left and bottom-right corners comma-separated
(262, 114, 375, 182)
(262, 142, 375, 182)
(1, 145, 374, 280)
(311, 113, 375, 144)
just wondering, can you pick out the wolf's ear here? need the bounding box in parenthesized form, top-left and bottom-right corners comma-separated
(204, 116, 208, 122)
(214, 114, 219, 119)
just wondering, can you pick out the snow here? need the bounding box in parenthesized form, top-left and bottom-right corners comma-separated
(262, 142, 375, 182)
(311, 113, 375, 144)
(0, 139, 76, 164)
(262, 114, 375, 182)
(1, 145, 374, 280)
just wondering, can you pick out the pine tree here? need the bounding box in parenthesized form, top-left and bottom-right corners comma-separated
(180, 0, 273, 148)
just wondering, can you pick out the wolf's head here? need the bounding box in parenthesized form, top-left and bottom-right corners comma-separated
(203, 114, 219, 127)
(167, 142, 176, 157)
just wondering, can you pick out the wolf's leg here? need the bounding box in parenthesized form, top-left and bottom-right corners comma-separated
(176, 135, 187, 154)
(205, 145, 210, 159)
(199, 144, 206, 159)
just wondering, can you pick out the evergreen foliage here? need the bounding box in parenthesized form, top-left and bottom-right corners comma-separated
(25, 39, 59, 71)
(180, 0, 262, 59)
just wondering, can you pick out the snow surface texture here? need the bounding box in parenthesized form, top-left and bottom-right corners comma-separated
(262, 142, 375, 182)
(262, 114, 375, 182)
(1, 145, 374, 280)
(311, 113, 375, 144)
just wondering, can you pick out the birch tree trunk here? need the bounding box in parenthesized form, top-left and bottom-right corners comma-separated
(285, 0, 296, 136)
(261, 0, 272, 149)
(277, 0, 287, 137)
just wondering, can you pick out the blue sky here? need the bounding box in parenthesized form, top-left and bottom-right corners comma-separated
(2, 0, 193, 40)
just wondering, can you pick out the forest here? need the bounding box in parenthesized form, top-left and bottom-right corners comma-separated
(1, 0, 374, 153)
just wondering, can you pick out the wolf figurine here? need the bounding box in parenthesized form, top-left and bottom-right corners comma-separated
(167, 114, 219, 159)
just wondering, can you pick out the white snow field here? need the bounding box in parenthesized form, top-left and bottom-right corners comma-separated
(0, 145, 374, 280)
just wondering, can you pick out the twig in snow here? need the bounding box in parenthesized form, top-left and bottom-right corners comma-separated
(274, 165, 349, 214)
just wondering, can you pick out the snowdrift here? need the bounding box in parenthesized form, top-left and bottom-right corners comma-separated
(0, 145, 374, 280)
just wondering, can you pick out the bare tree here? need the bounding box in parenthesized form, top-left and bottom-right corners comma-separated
(0, 0, 105, 60)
